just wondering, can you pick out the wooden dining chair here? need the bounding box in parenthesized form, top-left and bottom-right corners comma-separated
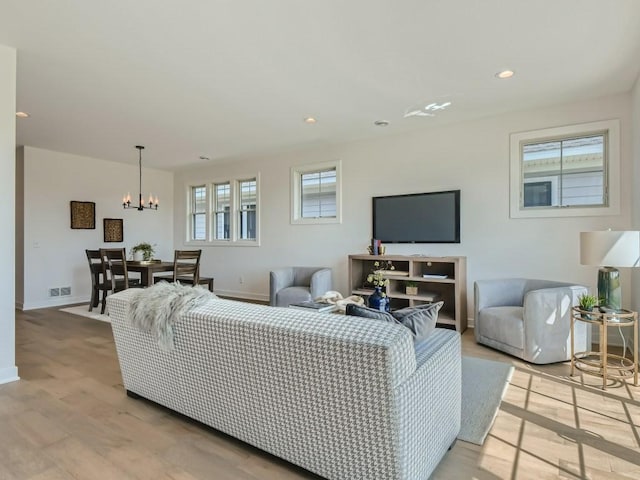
(85, 249, 109, 313)
(154, 249, 214, 291)
(99, 248, 142, 314)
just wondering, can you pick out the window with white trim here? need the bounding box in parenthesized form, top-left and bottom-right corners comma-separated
(213, 182, 230, 240)
(291, 160, 342, 224)
(190, 185, 207, 241)
(238, 178, 257, 240)
(186, 175, 260, 245)
(509, 120, 620, 218)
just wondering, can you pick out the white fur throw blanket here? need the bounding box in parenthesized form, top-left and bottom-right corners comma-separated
(129, 281, 216, 351)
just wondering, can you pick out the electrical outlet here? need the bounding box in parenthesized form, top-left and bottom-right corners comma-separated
(49, 288, 60, 297)
(60, 286, 71, 296)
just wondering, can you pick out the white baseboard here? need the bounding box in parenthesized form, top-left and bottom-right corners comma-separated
(21, 295, 88, 311)
(0, 366, 19, 385)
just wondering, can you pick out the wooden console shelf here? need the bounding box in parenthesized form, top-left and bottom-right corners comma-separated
(348, 254, 467, 333)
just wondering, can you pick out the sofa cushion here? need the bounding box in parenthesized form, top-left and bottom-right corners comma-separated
(478, 306, 524, 350)
(346, 302, 443, 342)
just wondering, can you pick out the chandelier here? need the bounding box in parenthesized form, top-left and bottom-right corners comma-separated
(122, 145, 158, 210)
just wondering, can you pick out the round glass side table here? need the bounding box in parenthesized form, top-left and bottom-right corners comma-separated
(570, 306, 638, 390)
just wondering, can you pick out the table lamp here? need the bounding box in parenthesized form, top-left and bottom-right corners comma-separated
(580, 230, 640, 310)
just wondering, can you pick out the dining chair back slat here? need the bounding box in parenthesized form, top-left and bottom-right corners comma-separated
(153, 249, 214, 291)
(100, 248, 130, 291)
(173, 249, 201, 283)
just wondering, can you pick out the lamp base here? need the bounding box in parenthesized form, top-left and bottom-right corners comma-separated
(597, 267, 621, 310)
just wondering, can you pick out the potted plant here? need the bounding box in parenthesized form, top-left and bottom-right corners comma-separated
(405, 281, 418, 296)
(131, 242, 155, 262)
(577, 293, 598, 319)
(366, 260, 393, 311)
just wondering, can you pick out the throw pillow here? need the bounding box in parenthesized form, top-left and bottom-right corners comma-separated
(391, 301, 443, 342)
(345, 303, 397, 323)
(346, 302, 443, 343)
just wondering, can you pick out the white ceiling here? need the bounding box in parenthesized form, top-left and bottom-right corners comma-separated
(2, 0, 640, 170)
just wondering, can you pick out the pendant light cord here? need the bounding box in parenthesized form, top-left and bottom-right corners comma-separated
(138, 146, 143, 207)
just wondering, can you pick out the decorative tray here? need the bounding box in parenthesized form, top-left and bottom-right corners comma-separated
(128, 259, 162, 265)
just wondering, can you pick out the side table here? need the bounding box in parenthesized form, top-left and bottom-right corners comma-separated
(570, 307, 638, 390)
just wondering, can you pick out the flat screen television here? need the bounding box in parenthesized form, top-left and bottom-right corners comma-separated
(372, 190, 460, 243)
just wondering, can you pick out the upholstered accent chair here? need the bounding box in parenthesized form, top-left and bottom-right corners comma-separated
(474, 278, 591, 364)
(269, 267, 332, 307)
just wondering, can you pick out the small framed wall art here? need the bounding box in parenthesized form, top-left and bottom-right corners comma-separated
(103, 218, 124, 242)
(70, 201, 96, 229)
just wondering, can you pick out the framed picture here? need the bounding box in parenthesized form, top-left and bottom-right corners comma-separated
(103, 218, 123, 242)
(70, 201, 95, 229)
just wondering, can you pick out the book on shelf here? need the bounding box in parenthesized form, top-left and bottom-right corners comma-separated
(422, 274, 448, 279)
(421, 291, 442, 302)
(375, 269, 409, 276)
(289, 301, 337, 313)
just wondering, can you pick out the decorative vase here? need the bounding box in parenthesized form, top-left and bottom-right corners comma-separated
(368, 286, 389, 312)
(133, 251, 143, 261)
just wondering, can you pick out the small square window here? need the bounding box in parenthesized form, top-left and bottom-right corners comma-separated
(291, 161, 342, 224)
(510, 120, 619, 218)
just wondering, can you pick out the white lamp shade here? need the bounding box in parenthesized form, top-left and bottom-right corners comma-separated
(580, 230, 640, 267)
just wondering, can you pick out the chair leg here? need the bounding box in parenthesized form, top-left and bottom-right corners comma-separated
(89, 288, 96, 312)
(101, 291, 108, 314)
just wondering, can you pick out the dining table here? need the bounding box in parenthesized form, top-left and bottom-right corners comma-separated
(126, 260, 175, 287)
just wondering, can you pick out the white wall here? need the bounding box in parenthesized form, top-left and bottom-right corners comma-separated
(174, 93, 634, 321)
(19, 146, 175, 310)
(0, 45, 18, 384)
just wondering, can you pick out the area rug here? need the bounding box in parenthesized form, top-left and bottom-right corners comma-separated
(459, 355, 514, 445)
(59, 304, 111, 323)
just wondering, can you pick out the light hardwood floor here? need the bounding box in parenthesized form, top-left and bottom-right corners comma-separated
(1, 307, 639, 479)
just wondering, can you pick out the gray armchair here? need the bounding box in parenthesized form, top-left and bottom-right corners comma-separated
(269, 267, 332, 307)
(474, 278, 591, 364)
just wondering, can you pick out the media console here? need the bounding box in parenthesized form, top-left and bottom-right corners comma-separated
(348, 254, 467, 332)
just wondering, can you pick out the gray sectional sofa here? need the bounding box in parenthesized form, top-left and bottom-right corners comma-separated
(108, 289, 461, 480)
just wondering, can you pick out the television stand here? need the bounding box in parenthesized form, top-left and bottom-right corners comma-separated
(348, 254, 467, 332)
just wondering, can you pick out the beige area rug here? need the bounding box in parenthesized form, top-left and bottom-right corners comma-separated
(59, 304, 111, 323)
(459, 356, 514, 445)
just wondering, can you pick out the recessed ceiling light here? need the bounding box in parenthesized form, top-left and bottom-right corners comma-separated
(495, 70, 515, 79)
(374, 120, 390, 127)
(303, 117, 317, 124)
(16, 111, 30, 118)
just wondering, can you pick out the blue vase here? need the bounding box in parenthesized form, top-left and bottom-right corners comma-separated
(368, 286, 389, 312)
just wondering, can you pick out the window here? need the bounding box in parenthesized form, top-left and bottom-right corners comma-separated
(510, 120, 620, 218)
(213, 182, 230, 240)
(291, 160, 342, 224)
(238, 178, 257, 240)
(186, 175, 259, 245)
(190, 185, 207, 241)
